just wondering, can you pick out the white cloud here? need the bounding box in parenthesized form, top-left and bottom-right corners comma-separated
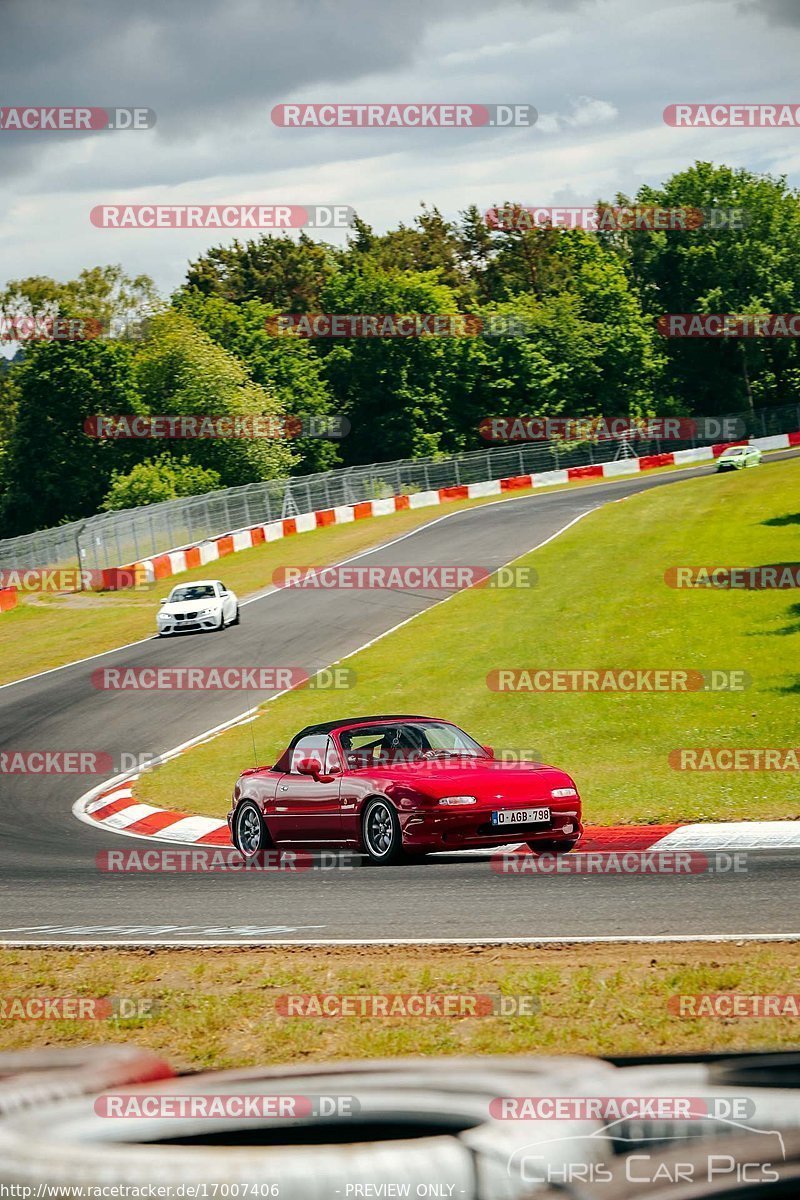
(1, 0, 800, 295)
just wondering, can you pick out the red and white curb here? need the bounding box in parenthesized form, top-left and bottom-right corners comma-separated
(75, 778, 800, 852)
(98, 431, 800, 592)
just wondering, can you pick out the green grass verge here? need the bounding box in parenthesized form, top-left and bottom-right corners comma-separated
(136, 457, 800, 826)
(0, 944, 796, 1070)
(0, 460, 700, 688)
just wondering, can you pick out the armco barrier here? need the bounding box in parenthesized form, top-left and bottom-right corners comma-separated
(0, 586, 18, 613)
(102, 432, 797, 591)
(3, 400, 800, 578)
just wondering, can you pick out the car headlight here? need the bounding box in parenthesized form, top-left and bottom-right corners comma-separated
(551, 787, 578, 798)
(438, 795, 477, 806)
(197, 608, 215, 617)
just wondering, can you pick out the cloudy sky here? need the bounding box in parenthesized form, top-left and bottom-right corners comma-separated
(2, 0, 800, 301)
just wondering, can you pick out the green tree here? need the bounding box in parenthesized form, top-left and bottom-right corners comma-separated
(318, 263, 466, 463)
(132, 310, 297, 486)
(0, 265, 160, 339)
(102, 454, 221, 510)
(0, 340, 143, 534)
(613, 162, 800, 414)
(175, 293, 339, 473)
(182, 233, 336, 309)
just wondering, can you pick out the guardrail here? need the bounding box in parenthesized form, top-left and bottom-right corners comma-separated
(1, 400, 798, 574)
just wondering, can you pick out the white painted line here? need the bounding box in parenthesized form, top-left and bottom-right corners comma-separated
(0, 935, 797, 947)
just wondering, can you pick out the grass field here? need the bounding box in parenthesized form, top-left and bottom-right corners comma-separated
(0, 943, 795, 1070)
(0, 459, 707, 688)
(136, 456, 800, 826)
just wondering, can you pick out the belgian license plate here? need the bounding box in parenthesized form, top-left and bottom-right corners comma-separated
(491, 806, 550, 826)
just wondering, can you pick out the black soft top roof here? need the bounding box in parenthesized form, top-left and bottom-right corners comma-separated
(292, 715, 444, 740)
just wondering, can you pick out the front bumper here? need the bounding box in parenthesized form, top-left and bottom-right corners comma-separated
(399, 805, 582, 850)
(158, 613, 220, 634)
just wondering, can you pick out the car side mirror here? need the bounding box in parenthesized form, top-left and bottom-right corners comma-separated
(160, 597, 168, 604)
(297, 757, 322, 778)
(482, 744, 495, 758)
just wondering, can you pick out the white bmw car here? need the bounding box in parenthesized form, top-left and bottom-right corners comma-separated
(156, 579, 240, 636)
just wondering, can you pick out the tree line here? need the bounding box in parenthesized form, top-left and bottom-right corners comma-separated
(2, 161, 800, 536)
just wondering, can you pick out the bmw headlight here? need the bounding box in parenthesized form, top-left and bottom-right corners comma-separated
(438, 795, 477, 806)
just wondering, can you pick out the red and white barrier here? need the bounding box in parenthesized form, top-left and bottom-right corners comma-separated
(100, 431, 799, 591)
(0, 586, 18, 613)
(77, 776, 800, 852)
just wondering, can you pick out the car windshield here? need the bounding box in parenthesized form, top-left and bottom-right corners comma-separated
(723, 447, 745, 456)
(339, 721, 485, 767)
(169, 585, 217, 601)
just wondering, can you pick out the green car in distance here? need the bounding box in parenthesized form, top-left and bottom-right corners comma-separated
(716, 444, 762, 471)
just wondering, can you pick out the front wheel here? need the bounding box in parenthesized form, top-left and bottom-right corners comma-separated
(362, 798, 404, 864)
(232, 605, 240, 626)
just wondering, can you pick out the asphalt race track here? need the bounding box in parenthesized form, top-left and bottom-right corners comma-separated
(1, 454, 799, 944)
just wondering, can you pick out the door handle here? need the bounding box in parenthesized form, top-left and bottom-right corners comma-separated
(279, 785, 289, 792)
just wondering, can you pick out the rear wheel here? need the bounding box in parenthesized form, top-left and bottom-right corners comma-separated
(233, 801, 267, 857)
(362, 798, 404, 864)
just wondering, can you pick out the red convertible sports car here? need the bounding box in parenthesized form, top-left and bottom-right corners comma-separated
(228, 715, 582, 864)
